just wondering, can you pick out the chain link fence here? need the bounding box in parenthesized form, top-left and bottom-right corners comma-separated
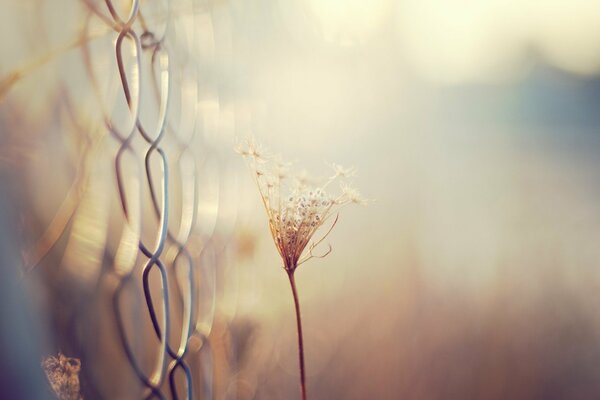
(0, 0, 246, 398)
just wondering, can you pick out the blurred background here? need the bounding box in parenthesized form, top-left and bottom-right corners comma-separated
(2, 0, 600, 399)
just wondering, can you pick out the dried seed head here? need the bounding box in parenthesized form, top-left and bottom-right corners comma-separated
(238, 139, 364, 272)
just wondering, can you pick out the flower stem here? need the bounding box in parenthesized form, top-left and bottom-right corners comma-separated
(287, 270, 307, 400)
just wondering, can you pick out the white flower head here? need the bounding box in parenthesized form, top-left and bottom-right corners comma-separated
(238, 140, 364, 271)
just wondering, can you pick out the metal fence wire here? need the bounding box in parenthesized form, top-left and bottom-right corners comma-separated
(2, 0, 236, 398)
(90, 1, 222, 399)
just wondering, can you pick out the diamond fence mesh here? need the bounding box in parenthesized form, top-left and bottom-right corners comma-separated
(0, 0, 242, 398)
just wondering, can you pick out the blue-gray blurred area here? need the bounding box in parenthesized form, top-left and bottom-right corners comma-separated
(0, 174, 52, 400)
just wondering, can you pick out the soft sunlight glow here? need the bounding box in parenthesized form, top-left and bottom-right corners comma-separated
(532, 0, 600, 74)
(396, 0, 523, 84)
(396, 0, 600, 83)
(307, 0, 390, 45)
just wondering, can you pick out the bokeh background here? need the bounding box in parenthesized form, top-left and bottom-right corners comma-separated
(2, 0, 600, 399)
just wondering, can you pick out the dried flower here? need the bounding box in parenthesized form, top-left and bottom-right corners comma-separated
(238, 139, 364, 272)
(42, 353, 83, 400)
(238, 138, 365, 400)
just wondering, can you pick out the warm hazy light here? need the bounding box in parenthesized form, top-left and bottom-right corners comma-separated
(396, 0, 518, 83)
(4, 1, 600, 399)
(532, 0, 600, 74)
(395, 0, 600, 83)
(307, 0, 390, 45)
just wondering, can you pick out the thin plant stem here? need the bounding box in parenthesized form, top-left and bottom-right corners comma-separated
(287, 269, 307, 400)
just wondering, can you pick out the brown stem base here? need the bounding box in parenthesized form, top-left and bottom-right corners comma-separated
(287, 270, 307, 400)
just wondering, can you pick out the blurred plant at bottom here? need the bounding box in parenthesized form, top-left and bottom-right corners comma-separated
(42, 353, 83, 400)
